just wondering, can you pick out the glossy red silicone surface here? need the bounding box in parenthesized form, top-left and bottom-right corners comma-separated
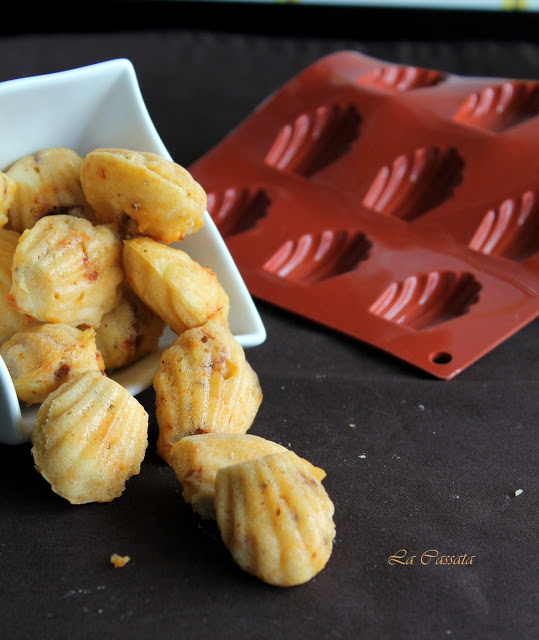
(189, 51, 539, 379)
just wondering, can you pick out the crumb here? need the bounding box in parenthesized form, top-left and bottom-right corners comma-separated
(514, 489, 523, 497)
(110, 553, 131, 568)
(349, 423, 356, 428)
(359, 454, 366, 459)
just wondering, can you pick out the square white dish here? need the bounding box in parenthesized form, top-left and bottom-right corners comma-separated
(0, 59, 266, 444)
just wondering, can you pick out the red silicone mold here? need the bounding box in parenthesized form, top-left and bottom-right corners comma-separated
(189, 51, 539, 380)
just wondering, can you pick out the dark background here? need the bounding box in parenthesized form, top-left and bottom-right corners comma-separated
(0, 2, 538, 639)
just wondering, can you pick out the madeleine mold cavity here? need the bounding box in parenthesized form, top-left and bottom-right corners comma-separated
(189, 51, 539, 379)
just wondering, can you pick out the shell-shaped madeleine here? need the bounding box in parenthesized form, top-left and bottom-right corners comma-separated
(0, 323, 105, 405)
(123, 236, 229, 335)
(169, 433, 325, 520)
(215, 451, 335, 587)
(31, 370, 149, 504)
(94, 283, 165, 370)
(0, 228, 38, 345)
(154, 321, 262, 463)
(6, 147, 96, 232)
(9, 215, 124, 327)
(0, 171, 17, 229)
(80, 148, 206, 244)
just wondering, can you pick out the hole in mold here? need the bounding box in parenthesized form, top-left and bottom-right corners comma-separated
(469, 189, 539, 262)
(263, 229, 371, 286)
(431, 352, 453, 365)
(356, 65, 445, 92)
(362, 145, 464, 221)
(264, 103, 361, 177)
(369, 271, 481, 331)
(453, 81, 539, 132)
(206, 187, 270, 238)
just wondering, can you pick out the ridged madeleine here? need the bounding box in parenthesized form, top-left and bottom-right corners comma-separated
(154, 320, 262, 463)
(94, 283, 165, 370)
(0, 323, 105, 405)
(9, 214, 124, 327)
(0, 228, 38, 345)
(123, 236, 229, 335)
(80, 148, 206, 244)
(170, 433, 325, 520)
(32, 371, 148, 504)
(215, 451, 335, 587)
(6, 147, 95, 232)
(0, 171, 16, 229)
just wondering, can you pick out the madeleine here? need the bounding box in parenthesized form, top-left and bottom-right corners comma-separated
(0, 323, 105, 405)
(9, 215, 124, 327)
(0, 171, 16, 229)
(122, 236, 229, 335)
(6, 147, 95, 232)
(0, 228, 38, 345)
(215, 452, 335, 587)
(170, 433, 325, 520)
(31, 371, 149, 504)
(94, 283, 165, 370)
(154, 320, 262, 463)
(80, 148, 206, 244)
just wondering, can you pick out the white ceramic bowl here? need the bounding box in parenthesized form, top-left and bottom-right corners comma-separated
(0, 59, 266, 444)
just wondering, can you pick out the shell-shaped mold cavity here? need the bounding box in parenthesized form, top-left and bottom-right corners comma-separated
(369, 271, 481, 331)
(206, 187, 270, 238)
(362, 146, 464, 221)
(215, 451, 335, 587)
(264, 103, 361, 177)
(453, 81, 539, 132)
(262, 229, 371, 285)
(356, 65, 444, 92)
(469, 190, 539, 262)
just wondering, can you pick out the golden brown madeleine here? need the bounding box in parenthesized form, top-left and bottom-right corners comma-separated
(215, 451, 335, 587)
(123, 236, 229, 335)
(9, 215, 124, 327)
(0, 323, 105, 405)
(0, 171, 16, 229)
(6, 148, 96, 232)
(80, 148, 206, 244)
(0, 228, 38, 345)
(94, 283, 165, 370)
(32, 370, 149, 504)
(170, 433, 326, 520)
(154, 320, 262, 463)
